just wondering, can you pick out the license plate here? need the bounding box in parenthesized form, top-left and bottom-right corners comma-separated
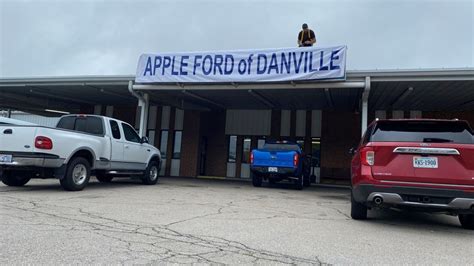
(0, 154, 12, 163)
(268, 167, 278, 172)
(413, 157, 438, 168)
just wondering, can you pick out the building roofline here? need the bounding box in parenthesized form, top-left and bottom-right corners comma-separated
(1, 68, 473, 85)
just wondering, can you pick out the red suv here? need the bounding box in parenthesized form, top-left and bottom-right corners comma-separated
(351, 119, 474, 229)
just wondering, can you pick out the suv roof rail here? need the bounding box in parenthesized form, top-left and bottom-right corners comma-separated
(453, 118, 459, 121)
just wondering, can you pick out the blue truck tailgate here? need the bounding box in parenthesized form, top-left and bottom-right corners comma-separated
(252, 150, 296, 168)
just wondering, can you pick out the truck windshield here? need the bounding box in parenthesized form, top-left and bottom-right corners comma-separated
(262, 143, 300, 152)
(371, 121, 474, 144)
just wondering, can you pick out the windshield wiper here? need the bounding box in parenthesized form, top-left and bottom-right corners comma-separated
(423, 138, 453, 143)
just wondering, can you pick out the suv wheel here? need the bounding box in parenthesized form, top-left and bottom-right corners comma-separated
(459, 214, 474, 230)
(351, 192, 368, 220)
(60, 157, 91, 191)
(142, 160, 160, 185)
(1, 171, 31, 187)
(252, 173, 262, 187)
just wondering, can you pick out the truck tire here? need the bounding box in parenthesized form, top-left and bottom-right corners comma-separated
(142, 160, 159, 185)
(303, 174, 311, 187)
(60, 157, 91, 191)
(459, 214, 474, 230)
(252, 173, 262, 187)
(294, 175, 304, 190)
(1, 171, 31, 187)
(351, 192, 368, 220)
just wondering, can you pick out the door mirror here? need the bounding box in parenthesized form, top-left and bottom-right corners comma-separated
(349, 147, 356, 155)
(140, 136, 149, 144)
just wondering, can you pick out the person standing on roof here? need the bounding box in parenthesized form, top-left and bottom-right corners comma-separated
(297, 23, 316, 47)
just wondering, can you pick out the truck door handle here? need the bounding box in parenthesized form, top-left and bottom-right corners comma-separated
(124, 145, 129, 149)
(3, 129, 12, 134)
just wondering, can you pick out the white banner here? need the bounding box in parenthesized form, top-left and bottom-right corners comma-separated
(135, 46, 346, 83)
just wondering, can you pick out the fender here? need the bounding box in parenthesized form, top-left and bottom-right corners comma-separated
(64, 147, 97, 168)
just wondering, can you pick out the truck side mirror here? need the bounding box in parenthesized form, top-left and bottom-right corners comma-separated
(140, 136, 149, 144)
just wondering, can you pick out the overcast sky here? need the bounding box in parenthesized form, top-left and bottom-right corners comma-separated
(0, 0, 473, 77)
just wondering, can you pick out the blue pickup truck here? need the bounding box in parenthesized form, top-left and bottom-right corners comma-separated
(250, 141, 312, 190)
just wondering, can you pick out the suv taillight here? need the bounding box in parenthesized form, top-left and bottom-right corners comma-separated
(293, 153, 299, 167)
(35, 136, 53, 150)
(360, 147, 374, 166)
(250, 151, 254, 164)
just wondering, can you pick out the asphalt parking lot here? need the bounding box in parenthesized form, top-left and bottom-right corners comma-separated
(1, 177, 473, 265)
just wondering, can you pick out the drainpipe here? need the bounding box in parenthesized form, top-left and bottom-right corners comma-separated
(361, 76, 371, 136)
(128, 80, 149, 137)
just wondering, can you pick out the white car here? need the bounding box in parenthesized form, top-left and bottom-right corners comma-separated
(0, 115, 161, 191)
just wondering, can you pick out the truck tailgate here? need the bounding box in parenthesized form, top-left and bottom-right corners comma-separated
(253, 150, 296, 168)
(0, 126, 36, 153)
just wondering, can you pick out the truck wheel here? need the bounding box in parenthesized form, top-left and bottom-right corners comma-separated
(96, 172, 113, 183)
(303, 174, 311, 187)
(142, 160, 159, 185)
(60, 157, 91, 191)
(1, 171, 31, 187)
(351, 192, 368, 220)
(294, 175, 304, 190)
(459, 214, 474, 230)
(252, 173, 262, 187)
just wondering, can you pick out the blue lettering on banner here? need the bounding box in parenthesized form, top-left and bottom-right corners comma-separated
(214, 54, 224, 75)
(202, 55, 213, 75)
(292, 52, 304, 74)
(319, 51, 329, 71)
(224, 54, 234, 75)
(193, 55, 202, 75)
(136, 46, 346, 83)
(238, 59, 247, 75)
(162, 56, 171, 75)
(171, 56, 179, 75)
(256, 54, 267, 74)
(330, 49, 341, 70)
(267, 53, 279, 74)
(180, 56, 189, 75)
(143, 57, 153, 76)
(280, 53, 291, 74)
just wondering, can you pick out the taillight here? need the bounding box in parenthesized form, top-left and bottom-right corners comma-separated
(35, 136, 53, 150)
(293, 153, 299, 167)
(360, 147, 374, 166)
(250, 151, 254, 164)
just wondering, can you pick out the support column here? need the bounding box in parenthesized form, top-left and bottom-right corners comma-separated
(139, 93, 150, 137)
(361, 76, 371, 136)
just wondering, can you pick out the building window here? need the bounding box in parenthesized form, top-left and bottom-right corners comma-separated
(296, 139, 305, 151)
(228, 135, 237, 162)
(160, 130, 169, 158)
(173, 131, 182, 159)
(241, 137, 252, 164)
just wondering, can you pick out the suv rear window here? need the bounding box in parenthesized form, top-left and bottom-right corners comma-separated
(371, 121, 474, 144)
(263, 143, 300, 152)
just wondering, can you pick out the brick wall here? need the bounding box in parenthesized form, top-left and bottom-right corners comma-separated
(423, 111, 474, 126)
(180, 110, 201, 177)
(113, 105, 137, 125)
(320, 111, 361, 179)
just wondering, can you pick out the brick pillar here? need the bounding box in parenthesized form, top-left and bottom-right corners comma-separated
(290, 110, 296, 140)
(304, 110, 312, 154)
(180, 111, 201, 177)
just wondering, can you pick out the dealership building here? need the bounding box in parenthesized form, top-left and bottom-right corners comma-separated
(1, 47, 473, 184)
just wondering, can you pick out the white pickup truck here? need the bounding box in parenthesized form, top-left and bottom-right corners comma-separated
(0, 115, 161, 191)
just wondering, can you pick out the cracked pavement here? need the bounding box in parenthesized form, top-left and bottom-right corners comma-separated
(1, 177, 473, 265)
